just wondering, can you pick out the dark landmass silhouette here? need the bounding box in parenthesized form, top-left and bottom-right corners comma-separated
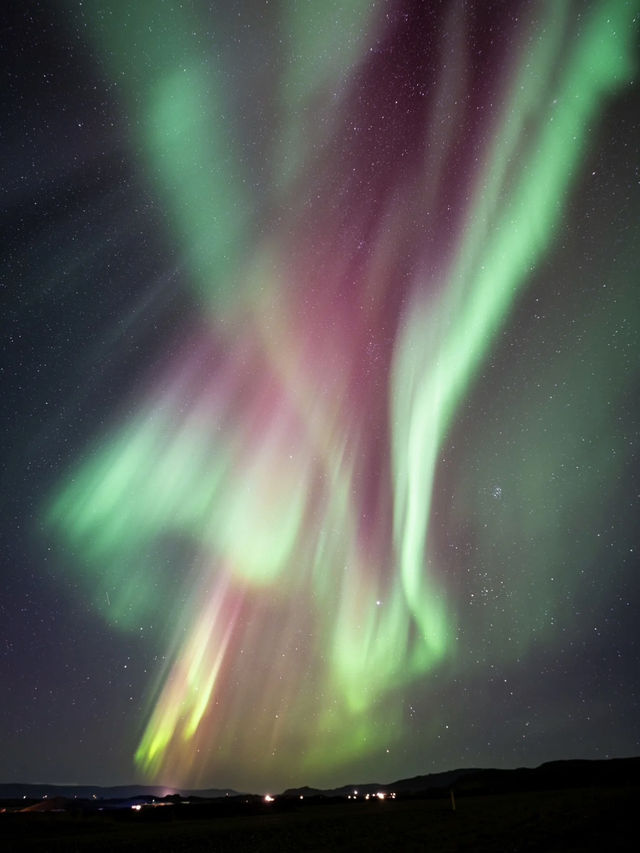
(2, 758, 639, 853)
(0, 782, 239, 800)
(280, 768, 478, 799)
(2, 755, 638, 802)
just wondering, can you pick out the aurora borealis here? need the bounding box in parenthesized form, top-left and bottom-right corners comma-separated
(2, 0, 640, 793)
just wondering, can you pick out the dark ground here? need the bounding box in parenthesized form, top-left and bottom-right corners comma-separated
(1, 785, 637, 852)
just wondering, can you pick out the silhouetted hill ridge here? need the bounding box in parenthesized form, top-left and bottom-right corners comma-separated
(281, 757, 640, 798)
(281, 768, 480, 798)
(0, 783, 240, 800)
(2, 756, 638, 802)
(455, 756, 640, 794)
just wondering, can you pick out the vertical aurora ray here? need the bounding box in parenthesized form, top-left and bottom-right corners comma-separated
(392, 0, 638, 658)
(45, 0, 639, 788)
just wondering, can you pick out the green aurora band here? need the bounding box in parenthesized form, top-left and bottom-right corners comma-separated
(46, 0, 639, 789)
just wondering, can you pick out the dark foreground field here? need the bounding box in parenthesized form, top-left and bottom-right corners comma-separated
(1, 786, 637, 852)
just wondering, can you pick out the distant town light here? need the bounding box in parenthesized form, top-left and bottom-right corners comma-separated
(264, 794, 275, 803)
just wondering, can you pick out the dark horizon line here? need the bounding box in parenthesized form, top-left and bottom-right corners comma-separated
(3, 754, 639, 798)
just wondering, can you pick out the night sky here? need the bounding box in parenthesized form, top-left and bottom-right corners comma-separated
(2, 0, 640, 795)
